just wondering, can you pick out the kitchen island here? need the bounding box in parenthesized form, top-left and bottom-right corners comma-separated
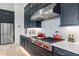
(20, 35, 53, 56)
(20, 34, 79, 56)
(52, 40, 79, 55)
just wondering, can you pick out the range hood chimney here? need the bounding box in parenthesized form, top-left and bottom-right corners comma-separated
(31, 3, 60, 21)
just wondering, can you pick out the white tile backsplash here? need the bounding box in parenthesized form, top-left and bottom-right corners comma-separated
(42, 17, 79, 42)
(26, 28, 44, 36)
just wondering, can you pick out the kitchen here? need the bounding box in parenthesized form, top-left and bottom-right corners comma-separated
(20, 3, 79, 56)
(0, 3, 79, 56)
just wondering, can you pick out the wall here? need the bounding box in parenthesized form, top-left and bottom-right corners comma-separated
(0, 3, 28, 45)
(0, 3, 14, 11)
(26, 28, 44, 36)
(14, 3, 27, 45)
(42, 17, 79, 42)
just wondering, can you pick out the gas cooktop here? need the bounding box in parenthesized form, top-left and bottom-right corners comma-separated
(32, 37, 64, 44)
(31, 37, 64, 51)
(42, 37, 64, 43)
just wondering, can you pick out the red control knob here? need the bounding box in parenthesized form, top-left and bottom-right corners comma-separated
(43, 45, 46, 48)
(37, 43, 40, 46)
(45, 46, 49, 49)
(37, 43, 41, 46)
(39, 43, 42, 46)
(35, 42, 38, 45)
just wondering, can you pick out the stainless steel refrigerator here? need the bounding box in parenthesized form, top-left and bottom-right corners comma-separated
(0, 23, 14, 44)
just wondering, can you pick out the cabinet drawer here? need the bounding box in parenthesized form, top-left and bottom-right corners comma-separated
(20, 36, 25, 48)
(30, 43, 42, 54)
(30, 49, 42, 56)
(27, 41, 31, 52)
(42, 49, 53, 56)
(24, 39, 28, 50)
(30, 43, 53, 56)
(53, 46, 79, 56)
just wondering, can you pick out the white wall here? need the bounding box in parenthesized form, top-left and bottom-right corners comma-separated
(0, 3, 14, 11)
(42, 17, 79, 42)
(14, 3, 27, 44)
(0, 3, 28, 45)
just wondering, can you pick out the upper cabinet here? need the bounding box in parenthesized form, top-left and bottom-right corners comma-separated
(24, 4, 40, 28)
(0, 9, 14, 23)
(24, 16, 41, 28)
(24, 3, 50, 28)
(53, 3, 61, 14)
(60, 3, 79, 26)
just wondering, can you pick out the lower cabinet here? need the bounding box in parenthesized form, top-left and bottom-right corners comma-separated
(20, 35, 28, 50)
(24, 39, 28, 50)
(53, 46, 79, 56)
(28, 41, 53, 56)
(20, 35, 79, 56)
(20, 35, 53, 56)
(27, 40, 41, 56)
(20, 35, 25, 48)
(42, 48, 53, 56)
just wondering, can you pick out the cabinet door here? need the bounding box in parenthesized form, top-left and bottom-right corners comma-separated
(30, 43, 42, 55)
(27, 40, 32, 53)
(41, 49, 53, 56)
(24, 15, 30, 28)
(30, 43, 42, 56)
(28, 41, 42, 56)
(20, 36, 25, 48)
(0, 10, 14, 23)
(30, 49, 41, 56)
(36, 21, 41, 27)
(24, 38, 28, 50)
(61, 3, 79, 26)
(24, 4, 41, 28)
(29, 42, 53, 56)
(53, 46, 79, 56)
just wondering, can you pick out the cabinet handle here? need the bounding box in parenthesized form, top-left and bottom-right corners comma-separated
(75, 16, 78, 23)
(75, 16, 78, 20)
(57, 52, 64, 55)
(75, 16, 76, 20)
(42, 53, 46, 55)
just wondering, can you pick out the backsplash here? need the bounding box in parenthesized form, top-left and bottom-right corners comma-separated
(25, 28, 44, 36)
(42, 17, 79, 42)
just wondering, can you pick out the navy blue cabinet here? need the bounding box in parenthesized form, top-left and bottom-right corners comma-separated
(53, 46, 79, 56)
(27, 40, 41, 56)
(20, 35, 25, 48)
(20, 35, 53, 56)
(24, 15, 41, 28)
(0, 9, 14, 23)
(60, 3, 79, 26)
(53, 3, 60, 14)
(24, 3, 41, 28)
(28, 42, 53, 56)
(24, 3, 51, 28)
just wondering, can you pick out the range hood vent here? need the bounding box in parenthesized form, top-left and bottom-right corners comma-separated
(31, 3, 59, 21)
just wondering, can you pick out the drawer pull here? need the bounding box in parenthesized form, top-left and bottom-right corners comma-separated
(57, 52, 64, 55)
(42, 53, 46, 55)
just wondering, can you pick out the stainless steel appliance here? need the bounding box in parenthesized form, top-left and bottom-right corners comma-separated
(29, 37, 52, 51)
(31, 3, 59, 21)
(29, 37, 64, 52)
(0, 23, 14, 44)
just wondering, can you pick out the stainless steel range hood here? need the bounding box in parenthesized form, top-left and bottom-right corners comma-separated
(31, 3, 59, 21)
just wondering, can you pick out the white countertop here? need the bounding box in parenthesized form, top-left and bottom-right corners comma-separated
(21, 33, 79, 55)
(52, 40, 79, 54)
(21, 33, 31, 37)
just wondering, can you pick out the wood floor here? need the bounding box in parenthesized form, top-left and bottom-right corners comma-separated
(0, 43, 28, 56)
